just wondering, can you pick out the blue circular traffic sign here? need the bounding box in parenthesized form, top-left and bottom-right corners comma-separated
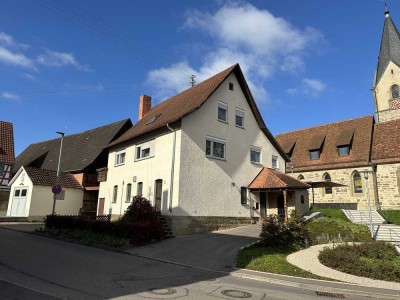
(52, 185, 62, 195)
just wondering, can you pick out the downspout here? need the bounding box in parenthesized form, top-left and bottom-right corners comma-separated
(371, 163, 381, 210)
(167, 124, 176, 213)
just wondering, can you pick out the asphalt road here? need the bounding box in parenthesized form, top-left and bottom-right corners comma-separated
(0, 227, 392, 300)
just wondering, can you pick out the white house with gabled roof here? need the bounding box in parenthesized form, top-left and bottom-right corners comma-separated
(98, 64, 309, 236)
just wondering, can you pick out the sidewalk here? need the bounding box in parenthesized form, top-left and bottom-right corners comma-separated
(287, 244, 400, 290)
(0, 222, 44, 233)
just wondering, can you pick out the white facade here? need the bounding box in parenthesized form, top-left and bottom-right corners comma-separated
(7, 167, 83, 219)
(100, 72, 286, 219)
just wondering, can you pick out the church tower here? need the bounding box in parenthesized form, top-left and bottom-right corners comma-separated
(373, 8, 400, 122)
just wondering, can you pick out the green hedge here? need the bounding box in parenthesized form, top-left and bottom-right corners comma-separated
(319, 242, 400, 282)
(45, 215, 163, 246)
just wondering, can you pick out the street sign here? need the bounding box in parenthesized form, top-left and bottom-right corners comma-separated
(52, 185, 62, 195)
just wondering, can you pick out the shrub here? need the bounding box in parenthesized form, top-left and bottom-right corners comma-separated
(120, 195, 161, 224)
(260, 212, 308, 247)
(319, 241, 400, 282)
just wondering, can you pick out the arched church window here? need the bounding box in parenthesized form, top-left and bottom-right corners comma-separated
(391, 84, 400, 99)
(323, 173, 332, 194)
(353, 172, 363, 194)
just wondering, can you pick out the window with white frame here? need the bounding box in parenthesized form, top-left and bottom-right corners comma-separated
(126, 183, 132, 203)
(206, 136, 226, 159)
(272, 155, 279, 169)
(235, 108, 244, 128)
(115, 149, 126, 166)
(135, 140, 155, 161)
(112, 185, 118, 203)
(218, 102, 228, 122)
(250, 146, 261, 164)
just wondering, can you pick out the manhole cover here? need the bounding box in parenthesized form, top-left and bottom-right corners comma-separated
(221, 289, 252, 298)
(315, 291, 345, 298)
(149, 288, 177, 296)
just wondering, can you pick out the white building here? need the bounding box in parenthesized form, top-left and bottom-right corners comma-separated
(7, 166, 83, 220)
(98, 64, 309, 235)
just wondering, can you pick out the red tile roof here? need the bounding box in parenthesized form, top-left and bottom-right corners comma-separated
(248, 167, 310, 190)
(372, 118, 400, 163)
(275, 116, 374, 172)
(106, 64, 288, 161)
(0, 121, 15, 165)
(24, 167, 82, 189)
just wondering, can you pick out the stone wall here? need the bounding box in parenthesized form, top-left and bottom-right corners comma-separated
(375, 163, 400, 209)
(292, 166, 378, 210)
(377, 109, 400, 123)
(164, 216, 258, 237)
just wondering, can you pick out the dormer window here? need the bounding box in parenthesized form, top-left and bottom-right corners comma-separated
(310, 150, 320, 160)
(338, 146, 350, 157)
(336, 130, 354, 157)
(391, 84, 400, 99)
(308, 135, 325, 161)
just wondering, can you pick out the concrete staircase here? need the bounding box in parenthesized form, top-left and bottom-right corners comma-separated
(373, 224, 400, 242)
(160, 216, 175, 239)
(342, 209, 400, 243)
(342, 209, 386, 225)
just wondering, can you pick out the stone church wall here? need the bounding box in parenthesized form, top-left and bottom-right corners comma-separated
(375, 163, 400, 209)
(291, 166, 377, 210)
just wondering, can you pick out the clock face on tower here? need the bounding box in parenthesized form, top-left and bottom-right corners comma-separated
(390, 98, 400, 110)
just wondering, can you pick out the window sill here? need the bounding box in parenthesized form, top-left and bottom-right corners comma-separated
(236, 125, 245, 129)
(218, 119, 229, 124)
(115, 163, 125, 167)
(251, 161, 262, 165)
(206, 155, 226, 161)
(135, 156, 153, 162)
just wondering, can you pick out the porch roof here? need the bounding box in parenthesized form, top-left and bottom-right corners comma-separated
(248, 167, 310, 190)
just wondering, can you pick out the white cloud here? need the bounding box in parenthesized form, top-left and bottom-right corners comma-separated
(148, 2, 322, 104)
(22, 73, 36, 81)
(0, 32, 30, 49)
(37, 50, 90, 71)
(2, 91, 20, 100)
(0, 47, 34, 68)
(286, 78, 326, 96)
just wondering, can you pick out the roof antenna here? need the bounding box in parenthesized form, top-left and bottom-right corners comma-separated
(384, 0, 390, 17)
(189, 74, 196, 87)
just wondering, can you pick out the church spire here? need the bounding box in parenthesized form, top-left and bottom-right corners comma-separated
(375, 5, 400, 86)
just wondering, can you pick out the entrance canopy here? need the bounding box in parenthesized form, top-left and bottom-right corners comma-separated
(248, 168, 310, 191)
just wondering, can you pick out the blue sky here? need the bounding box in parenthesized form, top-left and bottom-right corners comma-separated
(0, 0, 398, 155)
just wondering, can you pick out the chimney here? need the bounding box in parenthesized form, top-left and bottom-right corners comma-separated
(138, 95, 152, 120)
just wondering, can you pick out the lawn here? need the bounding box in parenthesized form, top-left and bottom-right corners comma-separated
(379, 210, 400, 225)
(236, 245, 327, 280)
(311, 208, 350, 222)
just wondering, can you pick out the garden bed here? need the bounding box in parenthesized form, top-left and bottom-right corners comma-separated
(318, 242, 400, 282)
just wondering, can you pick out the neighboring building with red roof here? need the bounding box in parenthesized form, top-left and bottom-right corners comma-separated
(275, 9, 400, 211)
(8, 119, 132, 218)
(98, 64, 309, 235)
(0, 121, 15, 214)
(6, 167, 83, 218)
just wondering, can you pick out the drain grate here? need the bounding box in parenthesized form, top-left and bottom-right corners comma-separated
(221, 289, 252, 298)
(315, 291, 345, 298)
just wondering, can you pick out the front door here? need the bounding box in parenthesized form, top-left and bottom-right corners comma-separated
(277, 194, 285, 219)
(260, 192, 267, 218)
(154, 179, 162, 211)
(10, 188, 28, 216)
